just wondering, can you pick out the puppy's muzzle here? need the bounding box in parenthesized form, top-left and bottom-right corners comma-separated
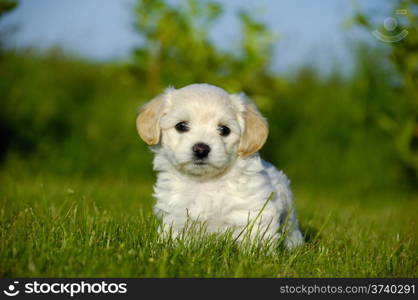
(192, 142, 211, 159)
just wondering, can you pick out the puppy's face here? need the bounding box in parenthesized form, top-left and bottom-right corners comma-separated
(136, 84, 268, 178)
(159, 88, 241, 177)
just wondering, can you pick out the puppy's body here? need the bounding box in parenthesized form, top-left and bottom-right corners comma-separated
(153, 152, 303, 248)
(137, 84, 303, 249)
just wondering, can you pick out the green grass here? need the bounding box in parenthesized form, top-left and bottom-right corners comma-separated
(1, 170, 416, 277)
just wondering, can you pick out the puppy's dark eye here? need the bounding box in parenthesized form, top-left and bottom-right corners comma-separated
(175, 121, 189, 133)
(218, 125, 231, 137)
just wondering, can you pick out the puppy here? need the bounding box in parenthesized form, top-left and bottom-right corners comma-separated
(136, 83, 303, 249)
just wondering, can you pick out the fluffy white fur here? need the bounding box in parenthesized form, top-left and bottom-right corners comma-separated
(136, 83, 303, 249)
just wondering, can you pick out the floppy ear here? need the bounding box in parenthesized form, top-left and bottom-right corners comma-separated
(238, 103, 269, 157)
(136, 94, 165, 145)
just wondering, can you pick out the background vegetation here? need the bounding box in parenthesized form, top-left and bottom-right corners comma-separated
(0, 0, 417, 277)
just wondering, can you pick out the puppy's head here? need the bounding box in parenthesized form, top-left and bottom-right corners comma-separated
(136, 84, 268, 178)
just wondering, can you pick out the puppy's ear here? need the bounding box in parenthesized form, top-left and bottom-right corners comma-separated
(232, 94, 268, 157)
(136, 94, 165, 145)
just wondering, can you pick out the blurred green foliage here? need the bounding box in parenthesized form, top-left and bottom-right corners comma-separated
(0, 0, 16, 16)
(130, 0, 278, 95)
(0, 0, 417, 193)
(352, 0, 418, 189)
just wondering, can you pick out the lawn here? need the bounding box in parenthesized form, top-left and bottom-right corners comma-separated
(1, 170, 416, 277)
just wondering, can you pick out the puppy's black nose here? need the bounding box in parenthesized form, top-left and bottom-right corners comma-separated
(192, 143, 211, 159)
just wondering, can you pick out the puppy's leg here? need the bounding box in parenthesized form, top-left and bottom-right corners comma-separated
(283, 210, 304, 250)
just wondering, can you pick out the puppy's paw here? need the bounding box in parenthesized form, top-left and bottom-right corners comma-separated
(284, 229, 304, 250)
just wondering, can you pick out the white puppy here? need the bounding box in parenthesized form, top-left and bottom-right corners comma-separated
(136, 83, 303, 249)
